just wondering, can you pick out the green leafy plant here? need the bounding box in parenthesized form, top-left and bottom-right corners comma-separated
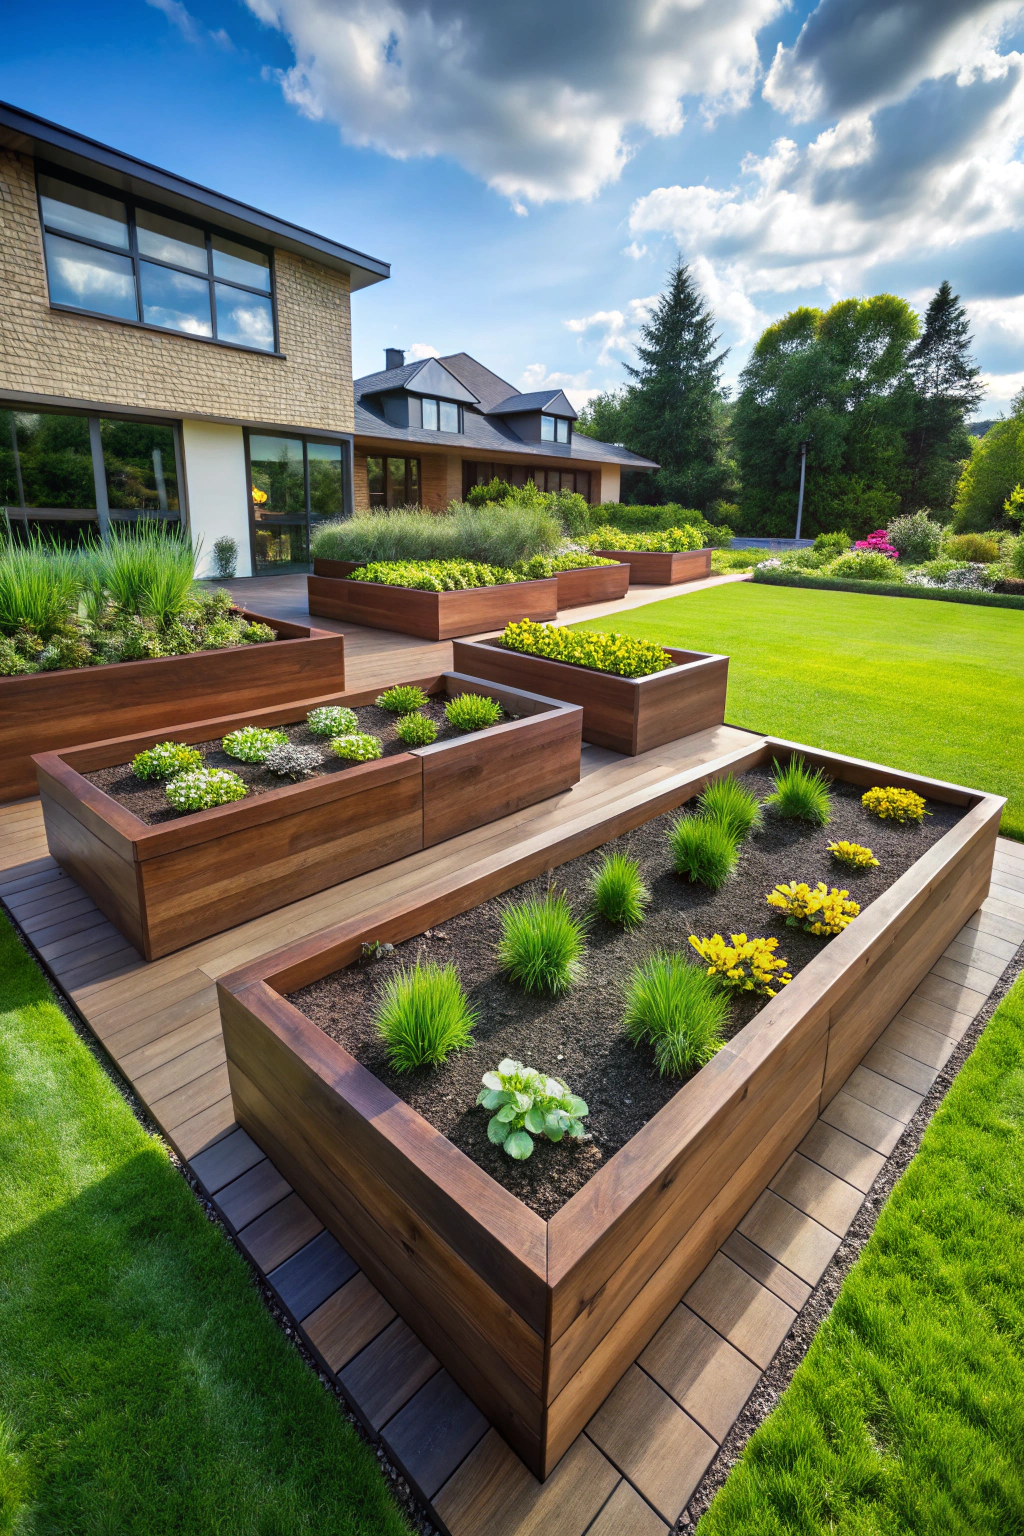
(444, 692, 503, 731)
(373, 960, 477, 1071)
(264, 743, 323, 780)
(310, 501, 561, 567)
(887, 512, 942, 563)
(395, 711, 437, 746)
(825, 551, 903, 582)
(350, 559, 523, 591)
(697, 774, 762, 842)
(766, 755, 832, 825)
(516, 553, 618, 578)
(813, 530, 852, 559)
(589, 853, 650, 928)
(862, 785, 930, 823)
(375, 684, 429, 713)
(238, 620, 275, 644)
(132, 741, 203, 781)
(212, 536, 238, 578)
(476, 1059, 588, 1160)
(622, 953, 730, 1076)
(500, 619, 672, 678)
(95, 523, 197, 628)
(221, 726, 289, 763)
(0, 541, 83, 642)
(164, 767, 246, 812)
(828, 840, 879, 869)
(587, 524, 706, 552)
(307, 705, 358, 736)
(329, 733, 383, 762)
(945, 533, 1000, 563)
(667, 815, 739, 889)
(498, 891, 586, 995)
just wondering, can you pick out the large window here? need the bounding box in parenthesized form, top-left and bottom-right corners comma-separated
(541, 414, 571, 444)
(420, 398, 461, 433)
(462, 460, 590, 502)
(38, 167, 277, 354)
(248, 433, 347, 574)
(366, 455, 420, 508)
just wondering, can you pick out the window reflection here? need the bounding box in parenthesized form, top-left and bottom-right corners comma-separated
(101, 419, 179, 514)
(249, 435, 305, 516)
(0, 409, 96, 509)
(212, 235, 272, 292)
(44, 234, 138, 320)
(140, 263, 213, 336)
(214, 285, 274, 351)
(136, 208, 208, 273)
(38, 175, 129, 248)
(308, 441, 343, 522)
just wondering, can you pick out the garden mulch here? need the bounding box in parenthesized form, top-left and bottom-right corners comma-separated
(291, 769, 962, 1217)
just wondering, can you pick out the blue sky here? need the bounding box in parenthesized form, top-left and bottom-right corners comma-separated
(5, 0, 1024, 417)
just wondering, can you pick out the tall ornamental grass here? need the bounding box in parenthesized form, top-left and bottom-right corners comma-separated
(374, 960, 477, 1071)
(0, 542, 83, 640)
(622, 952, 730, 1076)
(310, 502, 562, 567)
(92, 523, 198, 628)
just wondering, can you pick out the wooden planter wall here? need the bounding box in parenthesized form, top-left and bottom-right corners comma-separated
(1, 611, 345, 804)
(591, 547, 712, 584)
(217, 741, 1003, 1479)
(33, 675, 581, 959)
(307, 574, 559, 641)
(311, 558, 630, 610)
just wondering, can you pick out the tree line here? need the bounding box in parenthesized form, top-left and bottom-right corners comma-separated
(576, 261, 1019, 539)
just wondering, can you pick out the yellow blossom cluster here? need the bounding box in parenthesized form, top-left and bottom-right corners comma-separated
(688, 933, 792, 997)
(828, 840, 879, 869)
(861, 785, 930, 823)
(767, 881, 860, 937)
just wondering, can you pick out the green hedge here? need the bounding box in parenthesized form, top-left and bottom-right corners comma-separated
(752, 568, 1024, 611)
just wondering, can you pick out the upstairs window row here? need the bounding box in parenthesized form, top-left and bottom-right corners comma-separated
(37, 168, 277, 353)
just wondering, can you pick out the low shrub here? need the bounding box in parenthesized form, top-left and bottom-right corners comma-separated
(311, 502, 562, 567)
(826, 551, 904, 582)
(395, 711, 437, 746)
(622, 952, 729, 1076)
(37, 634, 94, 670)
(1012, 536, 1024, 580)
(0, 635, 31, 675)
(350, 559, 523, 591)
(477, 1059, 588, 1161)
(165, 767, 246, 812)
(667, 815, 739, 890)
(222, 726, 289, 763)
(500, 618, 672, 678)
(711, 548, 761, 573)
(516, 554, 619, 578)
(131, 741, 203, 781)
(307, 705, 358, 736)
(589, 853, 650, 928)
(862, 785, 930, 823)
(374, 961, 477, 1072)
(375, 684, 429, 713)
(697, 774, 762, 843)
(264, 743, 324, 780)
(945, 532, 1000, 563)
(498, 891, 586, 995)
(828, 840, 879, 870)
(766, 880, 861, 937)
(594, 504, 734, 545)
(329, 733, 383, 762)
(813, 530, 852, 559)
(688, 933, 793, 997)
(887, 512, 943, 563)
(854, 530, 899, 560)
(588, 525, 706, 553)
(766, 755, 832, 825)
(444, 692, 503, 731)
(212, 536, 238, 579)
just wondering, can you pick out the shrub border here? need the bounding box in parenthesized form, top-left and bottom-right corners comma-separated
(752, 569, 1024, 611)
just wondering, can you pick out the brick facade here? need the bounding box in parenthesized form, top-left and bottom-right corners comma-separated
(0, 148, 353, 432)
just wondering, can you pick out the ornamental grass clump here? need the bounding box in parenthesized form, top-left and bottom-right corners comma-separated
(0, 542, 83, 642)
(444, 692, 503, 731)
(498, 891, 586, 995)
(862, 785, 930, 823)
(477, 1060, 588, 1160)
(697, 774, 762, 843)
(131, 741, 203, 781)
(165, 767, 246, 813)
(222, 726, 289, 763)
(688, 933, 792, 997)
(307, 705, 358, 737)
(668, 814, 739, 890)
(767, 881, 861, 937)
(395, 712, 437, 746)
(622, 953, 729, 1077)
(766, 755, 832, 825)
(329, 733, 383, 762)
(589, 853, 650, 928)
(373, 960, 477, 1072)
(375, 684, 429, 713)
(500, 619, 672, 678)
(829, 840, 879, 870)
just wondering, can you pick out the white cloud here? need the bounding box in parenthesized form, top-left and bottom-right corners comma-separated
(147, 0, 234, 47)
(968, 294, 1024, 345)
(977, 368, 1024, 413)
(407, 342, 440, 359)
(244, 0, 786, 204)
(519, 363, 601, 410)
(564, 296, 658, 365)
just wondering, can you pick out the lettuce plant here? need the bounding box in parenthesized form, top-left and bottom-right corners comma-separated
(477, 1059, 588, 1160)
(307, 705, 358, 736)
(329, 733, 383, 762)
(221, 726, 289, 763)
(500, 619, 671, 678)
(132, 741, 203, 780)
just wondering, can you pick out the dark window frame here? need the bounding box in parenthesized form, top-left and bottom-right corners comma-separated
(541, 413, 571, 445)
(418, 397, 463, 435)
(365, 453, 422, 508)
(36, 162, 282, 358)
(461, 460, 591, 503)
(245, 429, 352, 574)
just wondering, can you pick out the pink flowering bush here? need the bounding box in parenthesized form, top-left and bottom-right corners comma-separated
(854, 529, 899, 559)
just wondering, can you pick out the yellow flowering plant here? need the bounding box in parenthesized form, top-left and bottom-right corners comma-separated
(828, 840, 879, 870)
(862, 785, 930, 823)
(500, 619, 672, 678)
(766, 881, 860, 937)
(688, 933, 793, 997)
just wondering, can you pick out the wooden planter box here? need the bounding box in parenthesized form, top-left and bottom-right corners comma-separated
(217, 741, 1002, 1480)
(33, 674, 582, 960)
(451, 636, 728, 754)
(312, 558, 630, 611)
(0, 611, 345, 806)
(591, 547, 712, 584)
(307, 574, 559, 641)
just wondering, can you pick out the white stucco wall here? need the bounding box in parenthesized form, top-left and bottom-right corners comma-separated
(599, 465, 621, 503)
(180, 419, 252, 578)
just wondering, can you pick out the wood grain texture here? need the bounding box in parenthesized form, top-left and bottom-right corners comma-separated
(307, 575, 559, 641)
(554, 564, 630, 609)
(591, 548, 713, 586)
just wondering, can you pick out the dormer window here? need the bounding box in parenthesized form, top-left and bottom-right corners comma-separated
(421, 398, 461, 433)
(541, 414, 570, 444)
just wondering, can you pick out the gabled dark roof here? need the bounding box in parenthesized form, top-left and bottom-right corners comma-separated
(435, 354, 519, 410)
(483, 389, 577, 419)
(355, 356, 479, 405)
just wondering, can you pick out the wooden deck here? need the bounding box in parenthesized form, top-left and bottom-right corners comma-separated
(2, 576, 1020, 1535)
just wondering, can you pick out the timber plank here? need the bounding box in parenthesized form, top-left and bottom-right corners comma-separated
(818, 1091, 905, 1156)
(149, 1061, 230, 1129)
(173, 1097, 237, 1159)
(60, 946, 142, 991)
(133, 1036, 226, 1106)
(638, 1303, 760, 1442)
(861, 1040, 938, 1095)
(302, 1272, 396, 1373)
(190, 1126, 263, 1193)
(381, 1369, 489, 1504)
(896, 994, 974, 1040)
(116, 1009, 222, 1080)
(340, 1318, 439, 1431)
(796, 1121, 886, 1193)
(769, 1153, 864, 1237)
(585, 1365, 716, 1525)
(931, 953, 1003, 990)
(717, 1231, 811, 1312)
(683, 1254, 795, 1369)
(236, 1192, 323, 1272)
(962, 908, 1024, 945)
(737, 1191, 841, 1285)
(841, 1066, 922, 1124)
(585, 1480, 669, 1536)
(267, 1229, 359, 1320)
(37, 920, 125, 964)
(434, 1429, 621, 1536)
(945, 931, 1017, 968)
(878, 1016, 957, 1070)
(915, 973, 990, 1015)
(215, 1158, 290, 1232)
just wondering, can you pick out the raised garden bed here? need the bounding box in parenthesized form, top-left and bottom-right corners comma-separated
(1, 611, 345, 805)
(591, 547, 712, 584)
(312, 557, 630, 611)
(307, 573, 559, 640)
(33, 674, 582, 960)
(451, 635, 728, 754)
(217, 740, 1002, 1479)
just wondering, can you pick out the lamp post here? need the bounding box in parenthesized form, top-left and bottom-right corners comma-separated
(795, 441, 807, 541)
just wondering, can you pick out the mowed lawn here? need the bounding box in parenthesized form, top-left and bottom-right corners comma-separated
(0, 915, 409, 1536)
(575, 582, 1024, 840)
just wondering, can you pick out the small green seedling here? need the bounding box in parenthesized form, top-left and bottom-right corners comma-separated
(445, 692, 503, 731)
(376, 684, 429, 713)
(477, 1058, 588, 1160)
(395, 711, 437, 746)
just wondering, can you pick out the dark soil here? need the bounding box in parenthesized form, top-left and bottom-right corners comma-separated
(291, 771, 963, 1217)
(85, 697, 504, 825)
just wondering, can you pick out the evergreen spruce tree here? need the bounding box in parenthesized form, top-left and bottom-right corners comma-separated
(904, 281, 982, 510)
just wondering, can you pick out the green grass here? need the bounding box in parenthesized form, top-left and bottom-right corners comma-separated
(589, 852, 650, 928)
(622, 952, 730, 1077)
(498, 890, 586, 994)
(697, 773, 763, 842)
(0, 914, 409, 1536)
(374, 960, 477, 1070)
(667, 813, 740, 889)
(699, 971, 1024, 1535)
(766, 754, 833, 826)
(573, 582, 1024, 840)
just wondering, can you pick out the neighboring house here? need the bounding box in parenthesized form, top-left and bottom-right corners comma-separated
(0, 101, 388, 576)
(353, 350, 657, 511)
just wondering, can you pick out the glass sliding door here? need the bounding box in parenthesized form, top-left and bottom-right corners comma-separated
(247, 433, 349, 574)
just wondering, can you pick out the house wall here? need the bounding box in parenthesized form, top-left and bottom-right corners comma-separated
(598, 466, 620, 502)
(180, 421, 253, 577)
